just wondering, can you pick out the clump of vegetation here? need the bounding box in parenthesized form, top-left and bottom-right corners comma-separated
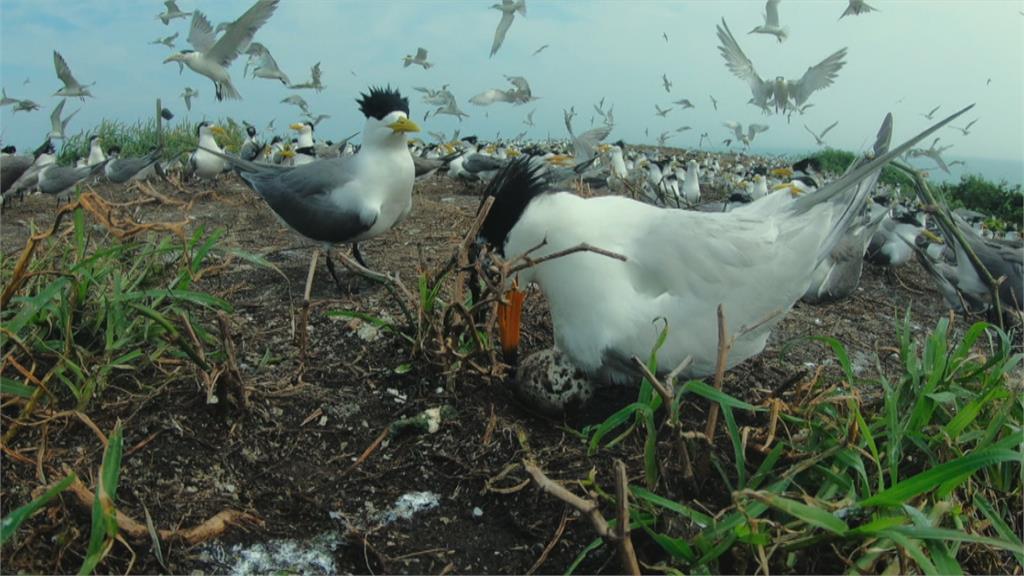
(811, 148, 917, 190)
(937, 174, 1023, 227)
(58, 117, 246, 166)
(530, 313, 1023, 574)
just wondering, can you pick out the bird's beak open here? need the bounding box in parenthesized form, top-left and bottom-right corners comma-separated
(289, 123, 304, 131)
(921, 229, 944, 244)
(497, 282, 526, 366)
(388, 117, 421, 133)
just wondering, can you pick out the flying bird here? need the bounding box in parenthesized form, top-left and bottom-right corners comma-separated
(281, 94, 310, 115)
(46, 99, 79, 140)
(402, 47, 433, 69)
(662, 73, 672, 93)
(164, 0, 280, 101)
(920, 105, 941, 120)
(150, 32, 179, 49)
(709, 94, 719, 110)
(0, 89, 17, 107)
(662, 32, 669, 43)
(532, 44, 549, 56)
(469, 75, 537, 106)
(53, 51, 94, 99)
(948, 119, 978, 135)
(12, 99, 40, 113)
(672, 98, 694, 109)
(717, 18, 846, 114)
(490, 0, 526, 58)
(157, 0, 192, 25)
(181, 87, 199, 111)
(804, 120, 838, 146)
(749, 0, 788, 43)
(839, 0, 877, 19)
(655, 104, 672, 117)
(245, 42, 290, 85)
(478, 107, 971, 413)
(289, 62, 324, 92)
(723, 121, 769, 146)
(523, 109, 535, 126)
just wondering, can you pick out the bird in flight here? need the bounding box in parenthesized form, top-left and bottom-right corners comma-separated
(662, 73, 672, 93)
(53, 51, 95, 99)
(804, 121, 838, 146)
(532, 44, 549, 56)
(403, 47, 433, 69)
(491, 0, 526, 58)
(749, 0, 787, 43)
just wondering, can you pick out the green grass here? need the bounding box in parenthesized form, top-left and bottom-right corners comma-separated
(57, 117, 247, 167)
(572, 314, 1023, 574)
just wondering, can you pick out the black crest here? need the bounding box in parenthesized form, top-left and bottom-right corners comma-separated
(195, 121, 209, 136)
(357, 86, 409, 120)
(1, 145, 15, 154)
(792, 157, 822, 174)
(477, 157, 549, 254)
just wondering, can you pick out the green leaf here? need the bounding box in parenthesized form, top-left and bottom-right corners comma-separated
(630, 486, 714, 528)
(564, 537, 604, 576)
(394, 363, 413, 375)
(0, 377, 36, 399)
(678, 380, 759, 412)
(643, 526, 696, 561)
(1, 473, 77, 545)
(743, 491, 848, 535)
(973, 493, 1024, 566)
(585, 402, 647, 454)
(860, 449, 1023, 507)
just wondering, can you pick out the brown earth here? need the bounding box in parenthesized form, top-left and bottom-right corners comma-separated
(0, 172, 990, 575)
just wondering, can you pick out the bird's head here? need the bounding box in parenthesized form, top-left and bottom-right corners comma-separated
(357, 86, 420, 143)
(2, 145, 16, 154)
(107, 145, 122, 157)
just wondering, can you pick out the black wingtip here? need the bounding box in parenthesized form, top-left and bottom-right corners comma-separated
(477, 157, 548, 254)
(357, 85, 409, 120)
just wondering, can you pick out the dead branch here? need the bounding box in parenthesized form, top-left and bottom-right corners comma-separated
(525, 507, 571, 576)
(507, 242, 627, 276)
(614, 460, 641, 576)
(705, 305, 730, 443)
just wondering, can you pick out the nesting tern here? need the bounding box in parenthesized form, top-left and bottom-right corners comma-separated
(39, 161, 106, 201)
(104, 147, 163, 184)
(164, 0, 280, 101)
(749, 0, 788, 43)
(490, 0, 526, 57)
(188, 122, 228, 179)
(718, 18, 846, 114)
(200, 87, 420, 285)
(53, 51, 94, 99)
(3, 140, 55, 200)
(478, 106, 972, 411)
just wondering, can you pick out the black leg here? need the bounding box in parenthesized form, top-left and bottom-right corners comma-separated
(351, 242, 368, 268)
(323, 250, 345, 291)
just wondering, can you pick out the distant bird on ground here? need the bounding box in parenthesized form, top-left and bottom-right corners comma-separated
(402, 47, 433, 69)
(490, 0, 526, 57)
(39, 161, 106, 201)
(157, 0, 192, 25)
(3, 140, 55, 199)
(709, 94, 719, 110)
(532, 44, 549, 56)
(655, 104, 672, 117)
(46, 99, 79, 140)
(839, 0, 877, 19)
(724, 121, 769, 146)
(920, 105, 941, 120)
(181, 87, 199, 111)
(189, 122, 228, 179)
(150, 32, 179, 49)
(523, 109, 535, 126)
(804, 120, 838, 146)
(288, 62, 324, 91)
(662, 73, 672, 93)
(749, 0, 788, 43)
(104, 147, 163, 184)
(717, 18, 846, 114)
(200, 87, 420, 286)
(164, 0, 279, 101)
(478, 107, 969, 413)
(469, 75, 537, 105)
(281, 94, 310, 115)
(245, 42, 290, 85)
(948, 119, 978, 136)
(672, 98, 695, 109)
(53, 51, 94, 99)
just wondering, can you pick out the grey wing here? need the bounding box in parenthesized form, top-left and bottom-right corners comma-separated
(469, 89, 509, 106)
(53, 52, 79, 86)
(207, 0, 279, 67)
(765, 0, 781, 27)
(716, 20, 769, 100)
(241, 158, 375, 244)
(574, 125, 613, 162)
(187, 11, 217, 52)
(506, 75, 530, 92)
(310, 62, 321, 83)
(50, 99, 66, 130)
(748, 124, 770, 138)
(819, 120, 839, 138)
(416, 47, 428, 60)
(790, 48, 847, 106)
(491, 11, 515, 56)
(165, 0, 181, 11)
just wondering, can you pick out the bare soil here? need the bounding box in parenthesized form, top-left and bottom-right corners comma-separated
(0, 173, 984, 574)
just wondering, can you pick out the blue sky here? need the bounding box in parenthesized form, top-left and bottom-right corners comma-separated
(1, 1, 1022, 181)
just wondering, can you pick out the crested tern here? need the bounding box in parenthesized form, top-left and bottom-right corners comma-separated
(723, 121, 770, 146)
(245, 42, 290, 85)
(288, 62, 324, 92)
(150, 32, 180, 49)
(104, 147, 163, 184)
(403, 47, 433, 69)
(749, 0, 788, 43)
(158, 0, 192, 25)
(181, 87, 199, 111)
(46, 99, 80, 140)
(490, 0, 526, 58)
(479, 106, 971, 411)
(469, 75, 537, 106)
(164, 0, 279, 101)
(53, 51, 94, 99)
(718, 18, 846, 114)
(804, 120, 838, 146)
(840, 0, 878, 19)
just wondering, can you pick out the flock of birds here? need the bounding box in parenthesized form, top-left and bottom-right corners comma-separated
(1, 0, 1021, 414)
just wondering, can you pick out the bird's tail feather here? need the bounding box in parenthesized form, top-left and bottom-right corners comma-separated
(788, 105, 971, 261)
(217, 80, 242, 101)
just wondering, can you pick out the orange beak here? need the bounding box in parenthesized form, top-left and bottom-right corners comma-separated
(497, 284, 526, 365)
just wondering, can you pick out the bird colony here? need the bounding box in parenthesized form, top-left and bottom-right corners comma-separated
(1, 1, 1021, 573)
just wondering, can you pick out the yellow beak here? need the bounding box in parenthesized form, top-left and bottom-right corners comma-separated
(280, 149, 296, 158)
(162, 54, 182, 64)
(770, 167, 794, 178)
(290, 123, 305, 131)
(497, 286, 526, 364)
(388, 117, 421, 133)
(921, 229, 944, 244)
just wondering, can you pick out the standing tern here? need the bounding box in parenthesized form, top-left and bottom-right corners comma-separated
(53, 51, 94, 99)
(490, 0, 526, 57)
(479, 105, 971, 411)
(200, 87, 420, 285)
(718, 18, 846, 114)
(104, 147, 163, 184)
(164, 0, 280, 101)
(749, 0, 788, 43)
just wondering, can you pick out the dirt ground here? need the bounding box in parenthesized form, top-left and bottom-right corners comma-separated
(0, 171, 988, 575)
